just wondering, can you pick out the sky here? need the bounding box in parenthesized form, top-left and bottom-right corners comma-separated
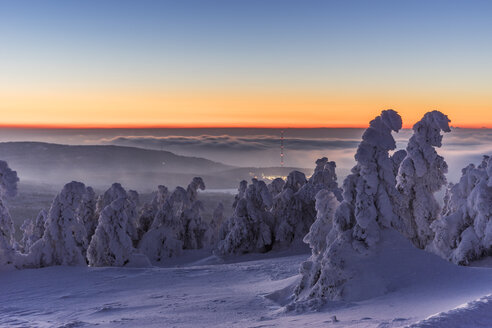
(0, 0, 491, 128)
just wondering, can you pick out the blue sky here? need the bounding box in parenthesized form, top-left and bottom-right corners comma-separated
(0, 0, 491, 127)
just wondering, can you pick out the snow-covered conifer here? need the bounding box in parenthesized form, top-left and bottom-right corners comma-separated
(204, 202, 223, 247)
(27, 181, 89, 267)
(219, 182, 247, 241)
(430, 156, 492, 264)
(18, 209, 47, 253)
(137, 185, 169, 237)
(96, 183, 139, 245)
(182, 177, 207, 249)
(268, 178, 285, 197)
(232, 180, 248, 209)
(217, 179, 274, 255)
(293, 109, 403, 305)
(78, 187, 97, 244)
(396, 111, 451, 249)
(138, 178, 207, 262)
(303, 190, 340, 256)
(0, 160, 19, 270)
(87, 197, 146, 267)
(273, 159, 343, 248)
(272, 171, 308, 247)
(138, 189, 185, 262)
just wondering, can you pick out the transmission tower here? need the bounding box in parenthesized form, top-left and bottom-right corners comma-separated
(280, 129, 284, 167)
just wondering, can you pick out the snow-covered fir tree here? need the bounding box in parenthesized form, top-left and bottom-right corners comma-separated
(0, 160, 19, 270)
(137, 185, 169, 238)
(204, 202, 223, 247)
(77, 187, 97, 244)
(139, 178, 207, 262)
(18, 209, 47, 254)
(218, 181, 248, 242)
(268, 178, 285, 197)
(87, 197, 146, 267)
(303, 189, 340, 256)
(96, 183, 139, 246)
(26, 181, 90, 267)
(217, 178, 274, 255)
(430, 156, 492, 265)
(395, 110, 451, 249)
(272, 171, 308, 247)
(293, 109, 403, 306)
(273, 158, 342, 248)
(182, 177, 207, 249)
(139, 189, 185, 262)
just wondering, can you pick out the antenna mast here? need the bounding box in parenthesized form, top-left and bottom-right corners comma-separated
(280, 129, 284, 167)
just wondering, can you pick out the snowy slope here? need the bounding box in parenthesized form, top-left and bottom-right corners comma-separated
(3, 245, 492, 328)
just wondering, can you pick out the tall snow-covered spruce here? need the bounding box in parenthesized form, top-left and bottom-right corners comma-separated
(293, 110, 404, 306)
(0, 160, 19, 270)
(395, 110, 451, 249)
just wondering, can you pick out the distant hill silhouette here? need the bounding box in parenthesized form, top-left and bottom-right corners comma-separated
(0, 142, 310, 190)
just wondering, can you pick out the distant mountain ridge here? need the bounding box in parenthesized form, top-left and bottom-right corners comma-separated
(0, 142, 311, 190)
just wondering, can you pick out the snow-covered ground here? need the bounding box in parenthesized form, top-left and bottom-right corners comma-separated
(3, 247, 492, 328)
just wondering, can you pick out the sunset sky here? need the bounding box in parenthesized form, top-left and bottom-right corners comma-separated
(1, 0, 491, 128)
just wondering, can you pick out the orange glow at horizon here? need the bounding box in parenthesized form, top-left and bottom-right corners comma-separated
(1, 88, 491, 129)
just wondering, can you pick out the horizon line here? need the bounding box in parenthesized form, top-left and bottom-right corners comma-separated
(0, 123, 489, 130)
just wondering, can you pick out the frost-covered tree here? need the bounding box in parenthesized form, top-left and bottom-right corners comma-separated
(18, 209, 47, 254)
(308, 157, 344, 202)
(268, 178, 285, 197)
(295, 190, 339, 307)
(87, 197, 147, 267)
(217, 178, 274, 255)
(128, 189, 140, 207)
(272, 171, 308, 247)
(27, 181, 90, 267)
(78, 187, 97, 244)
(219, 181, 247, 241)
(303, 190, 340, 256)
(182, 177, 207, 249)
(137, 185, 169, 238)
(232, 180, 248, 209)
(273, 158, 343, 248)
(204, 202, 223, 247)
(396, 111, 451, 249)
(0, 161, 19, 270)
(139, 178, 207, 263)
(139, 190, 185, 262)
(293, 109, 403, 306)
(430, 156, 492, 265)
(96, 183, 139, 246)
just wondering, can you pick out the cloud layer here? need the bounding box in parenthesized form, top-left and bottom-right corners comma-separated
(103, 135, 362, 152)
(101, 129, 492, 183)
